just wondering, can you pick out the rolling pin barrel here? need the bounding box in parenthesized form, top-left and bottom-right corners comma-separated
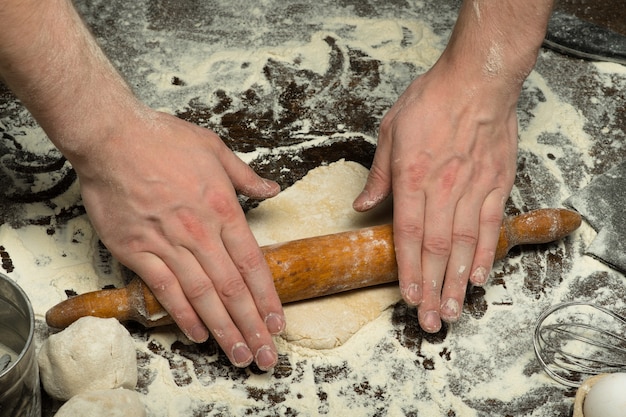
(267, 224, 397, 303)
(46, 208, 581, 330)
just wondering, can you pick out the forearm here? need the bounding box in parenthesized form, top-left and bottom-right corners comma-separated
(439, 0, 554, 93)
(0, 0, 143, 163)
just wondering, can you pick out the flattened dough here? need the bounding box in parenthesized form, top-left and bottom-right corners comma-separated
(246, 160, 401, 349)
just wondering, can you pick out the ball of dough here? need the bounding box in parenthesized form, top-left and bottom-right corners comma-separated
(38, 316, 138, 401)
(54, 389, 146, 417)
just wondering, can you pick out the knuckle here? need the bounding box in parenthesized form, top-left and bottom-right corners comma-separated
(175, 209, 208, 241)
(206, 191, 239, 220)
(164, 304, 191, 324)
(233, 249, 266, 275)
(219, 277, 248, 300)
(185, 279, 216, 302)
(452, 229, 478, 247)
(366, 163, 389, 185)
(422, 236, 452, 257)
(481, 211, 504, 228)
(378, 113, 394, 137)
(440, 165, 461, 191)
(438, 156, 470, 194)
(394, 222, 425, 242)
(115, 232, 150, 256)
(145, 273, 177, 296)
(403, 160, 430, 189)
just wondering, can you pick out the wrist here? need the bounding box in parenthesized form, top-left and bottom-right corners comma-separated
(0, 0, 145, 166)
(437, 0, 552, 93)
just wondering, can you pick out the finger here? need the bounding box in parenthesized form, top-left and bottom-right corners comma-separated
(220, 148, 281, 199)
(439, 197, 482, 323)
(157, 188, 281, 371)
(127, 252, 210, 344)
(196, 166, 281, 369)
(418, 160, 470, 332)
(353, 157, 392, 212)
(353, 115, 395, 212)
(168, 247, 258, 368)
(391, 155, 432, 308)
(417, 205, 452, 333)
(469, 189, 508, 286)
(221, 220, 285, 336)
(184, 217, 280, 371)
(182, 241, 279, 371)
(135, 234, 253, 366)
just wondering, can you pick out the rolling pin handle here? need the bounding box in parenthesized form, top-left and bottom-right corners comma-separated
(45, 286, 135, 329)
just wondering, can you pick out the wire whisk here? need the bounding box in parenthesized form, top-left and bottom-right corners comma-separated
(533, 301, 626, 387)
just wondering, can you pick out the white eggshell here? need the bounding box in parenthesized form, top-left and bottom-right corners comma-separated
(583, 373, 626, 417)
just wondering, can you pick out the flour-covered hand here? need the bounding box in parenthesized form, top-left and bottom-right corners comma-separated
(0, 0, 285, 371)
(354, 0, 553, 332)
(77, 110, 285, 371)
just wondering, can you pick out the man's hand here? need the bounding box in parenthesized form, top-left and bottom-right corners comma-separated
(354, 0, 554, 332)
(77, 110, 286, 370)
(355, 65, 518, 332)
(0, 0, 285, 370)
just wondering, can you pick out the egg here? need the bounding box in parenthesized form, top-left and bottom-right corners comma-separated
(583, 373, 626, 417)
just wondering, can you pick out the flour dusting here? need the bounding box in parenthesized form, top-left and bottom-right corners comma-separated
(0, 1, 625, 416)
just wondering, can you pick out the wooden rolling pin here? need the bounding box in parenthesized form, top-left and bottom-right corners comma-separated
(46, 208, 581, 329)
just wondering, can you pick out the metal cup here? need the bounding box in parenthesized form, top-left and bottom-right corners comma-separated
(0, 274, 41, 417)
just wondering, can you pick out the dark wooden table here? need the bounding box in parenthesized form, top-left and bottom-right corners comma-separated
(1, 1, 625, 415)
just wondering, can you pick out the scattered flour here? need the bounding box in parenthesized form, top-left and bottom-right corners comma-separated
(0, 3, 624, 416)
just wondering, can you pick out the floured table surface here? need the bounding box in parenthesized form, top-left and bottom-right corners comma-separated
(1, 0, 626, 416)
(556, 0, 626, 36)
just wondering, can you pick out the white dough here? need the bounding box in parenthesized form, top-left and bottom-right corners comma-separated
(281, 285, 401, 349)
(247, 160, 401, 349)
(54, 389, 146, 417)
(38, 316, 138, 401)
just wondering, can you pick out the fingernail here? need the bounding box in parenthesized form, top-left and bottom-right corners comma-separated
(471, 266, 489, 286)
(352, 190, 365, 210)
(402, 283, 421, 306)
(440, 298, 460, 322)
(231, 343, 253, 367)
(421, 310, 442, 333)
(355, 190, 386, 211)
(255, 345, 277, 371)
(189, 324, 209, 343)
(265, 313, 286, 335)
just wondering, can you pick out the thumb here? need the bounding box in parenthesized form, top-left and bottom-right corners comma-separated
(353, 139, 393, 212)
(222, 151, 281, 199)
